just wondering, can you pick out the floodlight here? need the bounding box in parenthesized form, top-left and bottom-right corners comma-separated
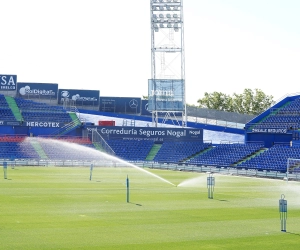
(159, 14, 164, 18)
(173, 6, 178, 10)
(159, 23, 164, 28)
(159, 6, 164, 11)
(166, 14, 171, 19)
(153, 14, 158, 19)
(173, 14, 178, 18)
(167, 23, 172, 28)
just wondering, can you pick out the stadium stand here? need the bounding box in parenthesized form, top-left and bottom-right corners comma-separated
(0, 135, 39, 159)
(237, 143, 300, 172)
(15, 98, 73, 124)
(153, 141, 212, 164)
(187, 143, 264, 168)
(0, 94, 17, 121)
(249, 97, 300, 131)
(106, 139, 154, 161)
(1, 92, 300, 176)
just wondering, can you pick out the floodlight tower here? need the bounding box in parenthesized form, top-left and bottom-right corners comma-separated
(149, 0, 187, 127)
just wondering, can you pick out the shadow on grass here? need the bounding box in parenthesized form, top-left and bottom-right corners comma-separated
(128, 202, 142, 206)
(216, 199, 229, 202)
(286, 232, 300, 236)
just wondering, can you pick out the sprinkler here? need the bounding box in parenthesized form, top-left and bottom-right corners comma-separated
(126, 175, 129, 203)
(207, 172, 215, 199)
(3, 161, 7, 179)
(279, 194, 287, 232)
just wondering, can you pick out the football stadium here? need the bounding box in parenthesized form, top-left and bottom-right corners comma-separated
(1, 1, 300, 249)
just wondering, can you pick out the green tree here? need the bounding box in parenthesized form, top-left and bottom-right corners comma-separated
(197, 89, 274, 115)
(197, 91, 232, 111)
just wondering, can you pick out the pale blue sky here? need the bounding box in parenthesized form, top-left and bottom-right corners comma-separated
(1, 0, 299, 105)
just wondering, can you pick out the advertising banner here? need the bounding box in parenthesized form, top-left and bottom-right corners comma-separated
(0, 74, 17, 91)
(0, 121, 21, 126)
(58, 89, 99, 106)
(95, 126, 203, 142)
(0, 121, 64, 128)
(251, 128, 287, 133)
(99, 97, 141, 114)
(148, 79, 185, 112)
(25, 121, 64, 128)
(141, 99, 151, 116)
(17, 82, 58, 99)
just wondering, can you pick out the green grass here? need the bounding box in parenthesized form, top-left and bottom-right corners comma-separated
(0, 166, 300, 249)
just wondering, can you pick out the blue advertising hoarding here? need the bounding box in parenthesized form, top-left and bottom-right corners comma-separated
(99, 97, 141, 114)
(141, 99, 151, 116)
(17, 82, 58, 99)
(58, 89, 99, 106)
(95, 126, 203, 142)
(0, 120, 64, 128)
(148, 79, 185, 111)
(0, 74, 17, 91)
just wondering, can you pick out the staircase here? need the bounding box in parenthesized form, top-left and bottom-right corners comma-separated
(182, 147, 214, 163)
(5, 96, 23, 121)
(146, 144, 162, 161)
(93, 142, 104, 152)
(234, 148, 268, 166)
(29, 139, 48, 159)
(51, 112, 81, 137)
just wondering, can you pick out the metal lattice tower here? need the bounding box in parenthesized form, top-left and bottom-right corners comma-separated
(149, 0, 186, 127)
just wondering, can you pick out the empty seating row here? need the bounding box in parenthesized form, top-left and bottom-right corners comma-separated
(106, 140, 154, 161)
(154, 141, 212, 164)
(187, 143, 264, 167)
(238, 144, 300, 172)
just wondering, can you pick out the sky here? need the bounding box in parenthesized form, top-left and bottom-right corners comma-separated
(1, 0, 300, 105)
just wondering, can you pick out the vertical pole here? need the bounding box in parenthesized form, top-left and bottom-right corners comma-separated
(89, 163, 94, 181)
(207, 173, 215, 199)
(3, 162, 7, 179)
(126, 175, 129, 203)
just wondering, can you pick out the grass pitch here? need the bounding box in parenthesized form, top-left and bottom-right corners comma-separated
(0, 166, 300, 250)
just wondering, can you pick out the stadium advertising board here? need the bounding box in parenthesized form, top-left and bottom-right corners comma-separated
(141, 99, 182, 116)
(0, 74, 17, 90)
(95, 126, 202, 142)
(141, 99, 151, 116)
(59, 89, 99, 106)
(0, 121, 21, 126)
(251, 128, 287, 133)
(25, 121, 64, 128)
(99, 97, 141, 114)
(148, 79, 185, 112)
(0, 121, 64, 128)
(17, 82, 58, 99)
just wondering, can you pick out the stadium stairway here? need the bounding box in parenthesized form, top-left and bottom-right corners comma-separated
(29, 139, 48, 159)
(233, 148, 268, 167)
(183, 146, 213, 163)
(5, 96, 23, 121)
(146, 144, 162, 161)
(51, 113, 81, 137)
(92, 142, 103, 151)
